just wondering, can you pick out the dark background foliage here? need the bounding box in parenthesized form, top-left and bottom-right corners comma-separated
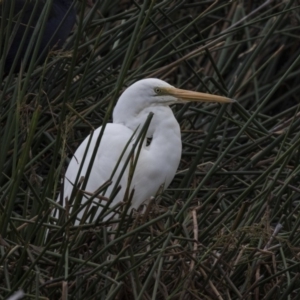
(1, 0, 300, 299)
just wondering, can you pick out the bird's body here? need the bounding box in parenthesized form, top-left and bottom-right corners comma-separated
(64, 108, 181, 222)
(58, 79, 233, 224)
(1, 0, 76, 74)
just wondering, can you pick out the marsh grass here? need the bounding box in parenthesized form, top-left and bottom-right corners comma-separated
(1, 0, 300, 299)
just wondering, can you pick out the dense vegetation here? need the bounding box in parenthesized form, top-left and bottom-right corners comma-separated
(1, 0, 300, 299)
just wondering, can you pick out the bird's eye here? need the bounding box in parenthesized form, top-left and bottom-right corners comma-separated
(154, 87, 161, 94)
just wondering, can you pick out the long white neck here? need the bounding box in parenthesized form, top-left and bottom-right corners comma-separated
(129, 107, 182, 209)
(148, 107, 182, 184)
(115, 104, 182, 171)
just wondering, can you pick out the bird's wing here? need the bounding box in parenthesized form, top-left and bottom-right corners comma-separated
(59, 123, 135, 222)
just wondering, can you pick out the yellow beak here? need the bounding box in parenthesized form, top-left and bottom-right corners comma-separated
(163, 87, 234, 103)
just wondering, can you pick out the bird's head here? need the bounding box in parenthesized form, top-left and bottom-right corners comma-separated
(113, 78, 234, 134)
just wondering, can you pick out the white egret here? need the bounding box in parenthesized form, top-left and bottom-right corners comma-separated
(58, 78, 233, 224)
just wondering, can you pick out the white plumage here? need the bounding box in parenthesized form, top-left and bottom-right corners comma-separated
(57, 78, 233, 224)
